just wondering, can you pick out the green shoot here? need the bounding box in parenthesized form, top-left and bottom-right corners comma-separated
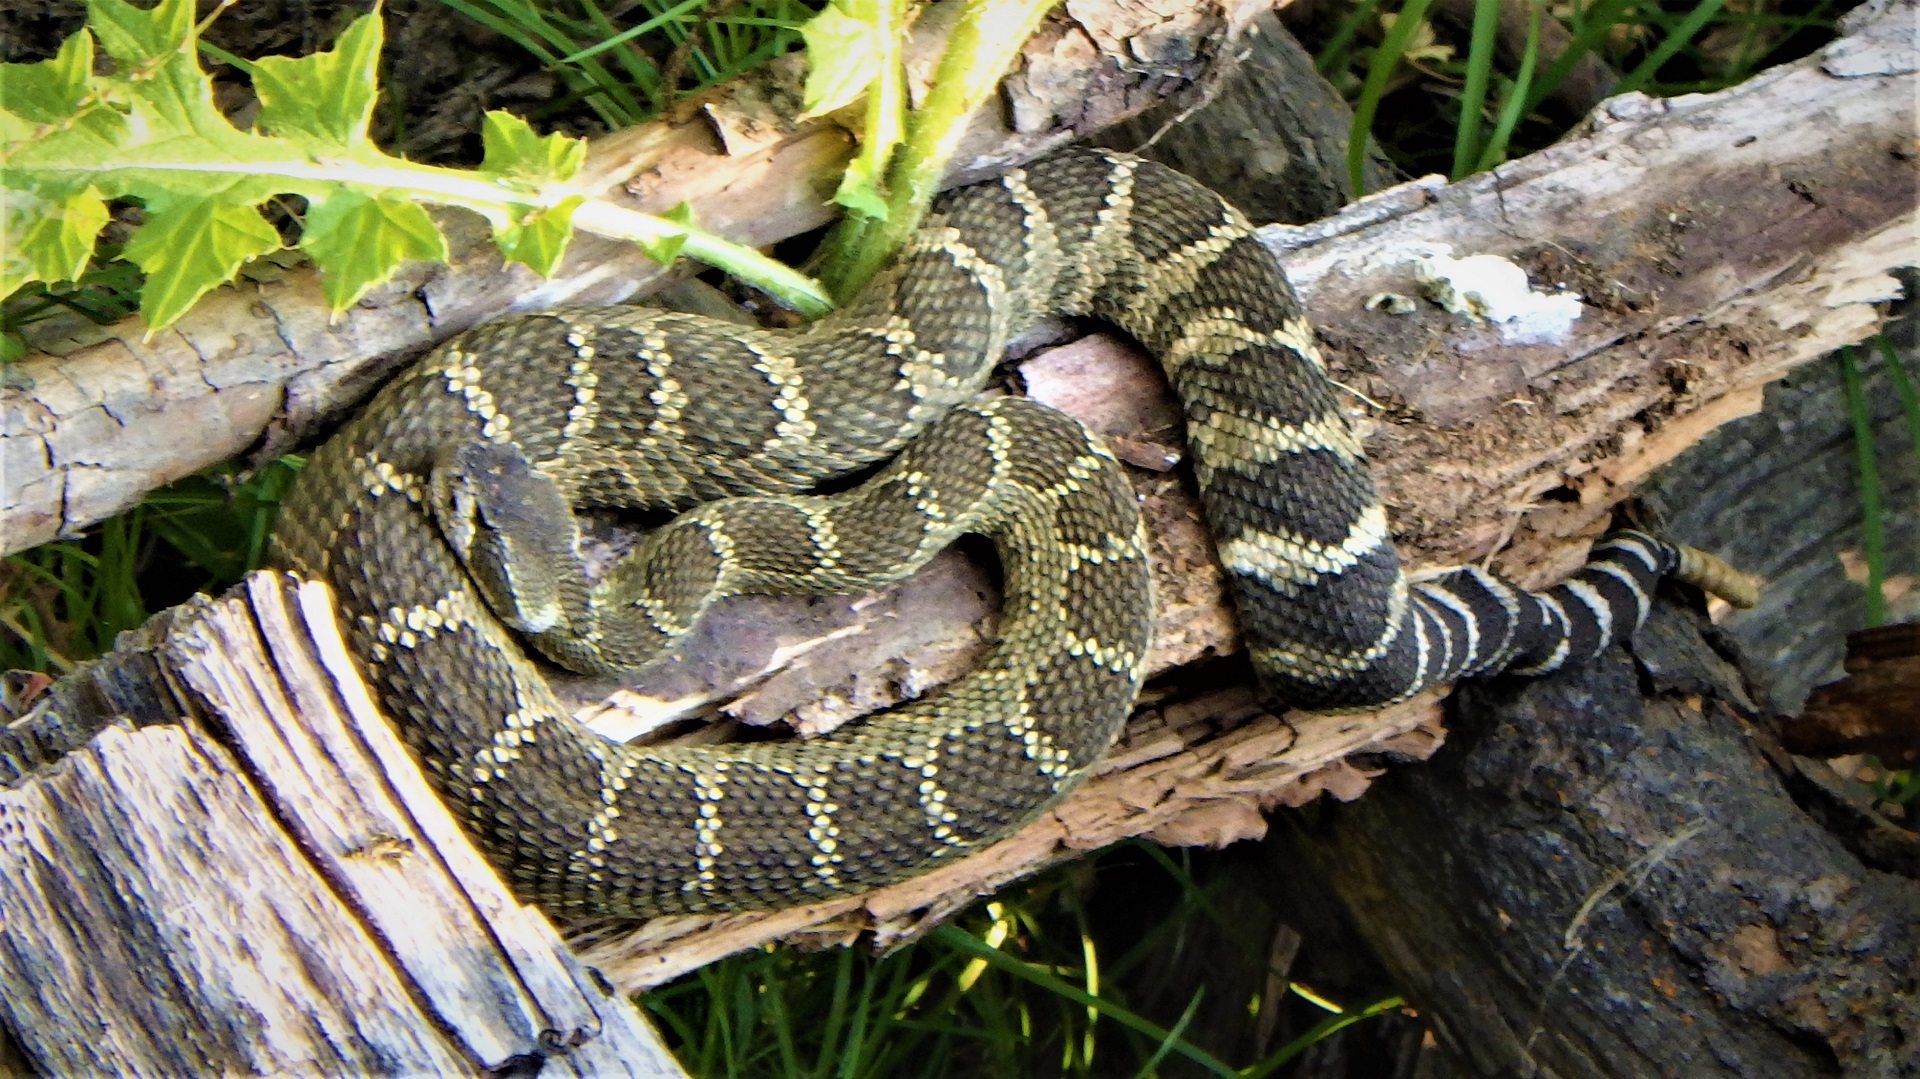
(1243, 992, 1407, 1077)
(813, 0, 1061, 301)
(1451, 0, 1500, 179)
(1317, 0, 1388, 79)
(1607, 0, 1731, 99)
(1516, 0, 1635, 115)
(1876, 333, 1920, 466)
(1347, 0, 1439, 194)
(1472, 0, 1542, 174)
(801, 0, 912, 224)
(928, 924, 1242, 1078)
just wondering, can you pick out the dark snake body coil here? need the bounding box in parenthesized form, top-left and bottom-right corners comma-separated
(270, 148, 1740, 916)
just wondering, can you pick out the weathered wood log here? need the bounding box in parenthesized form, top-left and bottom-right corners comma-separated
(564, 0, 1914, 985)
(1646, 307, 1920, 714)
(1113, 10, 1920, 1070)
(0, 576, 687, 1076)
(1793, 623, 1920, 765)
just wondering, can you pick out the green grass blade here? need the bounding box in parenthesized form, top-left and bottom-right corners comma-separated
(1452, 0, 1501, 178)
(1608, 0, 1730, 97)
(1348, 0, 1440, 194)
(756, 960, 807, 1078)
(1473, 0, 1543, 172)
(929, 924, 1241, 1079)
(1518, 0, 1633, 115)
(1126, 987, 1205, 1079)
(559, 0, 709, 65)
(4, 602, 57, 671)
(837, 961, 880, 1079)
(1875, 333, 1920, 465)
(428, 0, 637, 126)
(1316, 0, 1386, 77)
(1242, 993, 1406, 1078)
(812, 946, 857, 1079)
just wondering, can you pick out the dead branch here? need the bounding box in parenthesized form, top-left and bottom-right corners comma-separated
(0, 576, 688, 1075)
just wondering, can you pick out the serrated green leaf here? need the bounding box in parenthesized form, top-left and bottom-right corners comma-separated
(130, 51, 249, 149)
(800, 0, 884, 118)
(494, 194, 582, 276)
(250, 11, 383, 147)
(479, 111, 586, 190)
(122, 193, 281, 327)
(0, 111, 37, 145)
(832, 156, 889, 219)
(2, 1, 807, 329)
(299, 189, 447, 311)
(660, 201, 695, 227)
(1, 29, 96, 124)
(86, 0, 192, 68)
(2, 186, 111, 297)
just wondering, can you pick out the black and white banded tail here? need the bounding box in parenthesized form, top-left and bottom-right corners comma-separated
(1046, 151, 1759, 710)
(1247, 529, 1755, 709)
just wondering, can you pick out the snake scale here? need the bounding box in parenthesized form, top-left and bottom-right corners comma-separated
(270, 147, 1743, 918)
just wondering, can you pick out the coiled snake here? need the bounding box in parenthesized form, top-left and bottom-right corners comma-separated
(270, 148, 1745, 917)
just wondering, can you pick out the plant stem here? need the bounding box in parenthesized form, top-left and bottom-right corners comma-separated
(817, 0, 1057, 302)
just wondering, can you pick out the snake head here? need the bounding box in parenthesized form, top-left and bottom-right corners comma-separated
(428, 440, 579, 636)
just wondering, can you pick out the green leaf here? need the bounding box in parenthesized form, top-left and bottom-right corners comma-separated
(299, 189, 448, 311)
(1, 1, 808, 329)
(249, 11, 383, 147)
(85, 0, 193, 68)
(121, 193, 281, 327)
(636, 232, 687, 267)
(1, 186, 111, 298)
(494, 194, 582, 276)
(800, 0, 884, 118)
(832, 155, 889, 219)
(1, 29, 97, 124)
(634, 202, 693, 264)
(479, 110, 586, 191)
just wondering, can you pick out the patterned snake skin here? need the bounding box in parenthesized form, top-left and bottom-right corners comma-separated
(270, 148, 1745, 917)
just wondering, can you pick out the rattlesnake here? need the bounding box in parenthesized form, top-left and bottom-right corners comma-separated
(269, 147, 1745, 917)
